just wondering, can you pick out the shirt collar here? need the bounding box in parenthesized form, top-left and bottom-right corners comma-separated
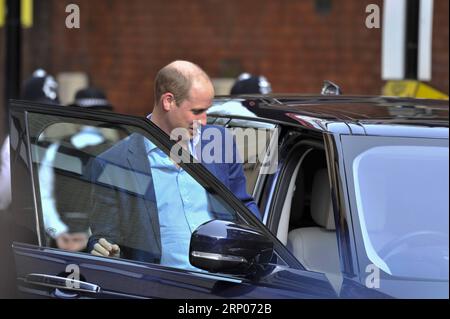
(145, 113, 201, 157)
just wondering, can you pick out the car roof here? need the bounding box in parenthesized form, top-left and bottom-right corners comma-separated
(210, 95, 449, 138)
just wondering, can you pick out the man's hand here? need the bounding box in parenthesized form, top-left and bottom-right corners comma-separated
(55, 232, 88, 252)
(91, 238, 120, 258)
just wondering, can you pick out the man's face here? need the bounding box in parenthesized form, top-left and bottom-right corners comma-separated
(169, 80, 214, 138)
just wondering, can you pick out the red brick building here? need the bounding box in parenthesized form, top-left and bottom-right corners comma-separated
(0, 0, 448, 137)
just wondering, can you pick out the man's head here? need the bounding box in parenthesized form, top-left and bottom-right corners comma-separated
(152, 60, 214, 138)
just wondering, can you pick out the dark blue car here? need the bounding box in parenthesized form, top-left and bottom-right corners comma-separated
(1, 95, 447, 298)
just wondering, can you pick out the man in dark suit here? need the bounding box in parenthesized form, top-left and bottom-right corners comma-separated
(87, 61, 260, 266)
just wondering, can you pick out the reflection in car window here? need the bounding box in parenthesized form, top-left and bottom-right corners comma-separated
(29, 114, 240, 273)
(344, 137, 449, 280)
(33, 122, 127, 252)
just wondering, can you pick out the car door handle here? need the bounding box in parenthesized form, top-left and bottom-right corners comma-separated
(25, 273, 101, 294)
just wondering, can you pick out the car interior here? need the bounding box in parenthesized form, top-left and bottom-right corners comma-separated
(276, 146, 341, 276)
(208, 115, 342, 278)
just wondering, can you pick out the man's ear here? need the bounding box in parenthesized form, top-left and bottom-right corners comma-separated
(161, 93, 175, 112)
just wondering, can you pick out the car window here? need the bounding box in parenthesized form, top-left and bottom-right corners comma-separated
(28, 113, 242, 273)
(342, 135, 449, 281)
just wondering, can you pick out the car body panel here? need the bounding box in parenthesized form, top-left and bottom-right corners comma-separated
(14, 243, 339, 299)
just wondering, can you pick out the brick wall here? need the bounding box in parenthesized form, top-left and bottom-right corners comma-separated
(20, 0, 387, 116)
(0, 0, 448, 123)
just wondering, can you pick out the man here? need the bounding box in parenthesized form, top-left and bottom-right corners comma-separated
(88, 61, 260, 269)
(1, 69, 59, 211)
(0, 68, 59, 297)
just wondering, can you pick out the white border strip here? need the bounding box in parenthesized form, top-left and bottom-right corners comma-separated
(418, 0, 434, 81)
(382, 0, 407, 80)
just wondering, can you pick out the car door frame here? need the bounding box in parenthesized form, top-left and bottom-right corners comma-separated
(206, 112, 359, 279)
(256, 119, 386, 296)
(7, 99, 340, 299)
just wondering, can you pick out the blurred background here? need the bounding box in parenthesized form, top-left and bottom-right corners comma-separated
(0, 0, 448, 140)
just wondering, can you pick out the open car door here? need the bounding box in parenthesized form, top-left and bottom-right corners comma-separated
(5, 100, 342, 299)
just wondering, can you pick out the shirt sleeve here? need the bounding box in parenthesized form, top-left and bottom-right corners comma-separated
(39, 143, 68, 238)
(226, 130, 262, 220)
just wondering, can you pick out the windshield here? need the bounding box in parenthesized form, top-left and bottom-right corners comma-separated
(342, 135, 449, 281)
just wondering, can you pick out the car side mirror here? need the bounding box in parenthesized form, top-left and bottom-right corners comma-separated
(189, 220, 274, 277)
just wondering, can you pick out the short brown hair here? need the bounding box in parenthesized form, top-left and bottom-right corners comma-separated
(154, 65, 191, 105)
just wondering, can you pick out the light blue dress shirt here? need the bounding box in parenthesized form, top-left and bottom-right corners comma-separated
(144, 137, 213, 271)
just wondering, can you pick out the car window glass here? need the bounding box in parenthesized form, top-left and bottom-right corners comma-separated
(342, 135, 449, 280)
(28, 113, 241, 273)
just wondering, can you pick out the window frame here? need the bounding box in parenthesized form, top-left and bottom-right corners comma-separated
(14, 100, 302, 272)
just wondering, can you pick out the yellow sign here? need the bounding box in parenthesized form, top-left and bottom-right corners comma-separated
(383, 80, 449, 100)
(0, 0, 33, 28)
(0, 0, 5, 27)
(21, 0, 33, 28)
